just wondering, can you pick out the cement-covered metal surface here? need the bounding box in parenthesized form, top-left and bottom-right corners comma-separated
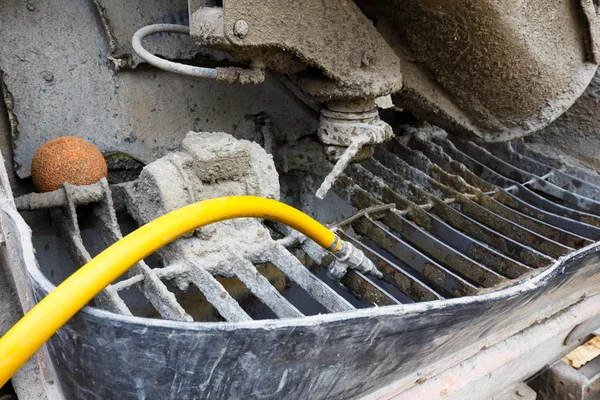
(6, 139, 600, 399)
(13, 208, 600, 399)
(11, 119, 600, 399)
(10, 111, 600, 399)
(192, 0, 402, 101)
(369, 295, 600, 400)
(0, 145, 63, 398)
(525, 67, 600, 175)
(0, 0, 317, 179)
(356, 0, 599, 141)
(93, 0, 213, 69)
(529, 359, 600, 400)
(4, 1, 600, 398)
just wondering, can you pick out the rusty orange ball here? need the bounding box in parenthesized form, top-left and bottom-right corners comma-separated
(31, 136, 108, 192)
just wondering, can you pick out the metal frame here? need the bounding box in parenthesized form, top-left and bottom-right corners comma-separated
(7, 136, 600, 398)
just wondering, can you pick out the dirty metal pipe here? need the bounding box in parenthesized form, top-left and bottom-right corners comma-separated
(0, 196, 380, 385)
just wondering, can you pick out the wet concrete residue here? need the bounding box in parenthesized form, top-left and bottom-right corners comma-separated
(357, 0, 599, 140)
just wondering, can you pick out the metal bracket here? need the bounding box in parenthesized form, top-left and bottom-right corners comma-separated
(316, 104, 393, 199)
(188, 0, 402, 101)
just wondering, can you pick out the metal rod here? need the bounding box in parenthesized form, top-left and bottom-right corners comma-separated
(15, 182, 104, 211)
(94, 179, 192, 321)
(269, 244, 356, 313)
(453, 195, 573, 258)
(375, 146, 572, 257)
(356, 217, 478, 297)
(401, 145, 591, 249)
(385, 208, 506, 287)
(187, 261, 253, 322)
(339, 163, 534, 277)
(493, 188, 600, 241)
(49, 184, 131, 315)
(332, 203, 396, 230)
(487, 142, 600, 202)
(340, 232, 444, 302)
(436, 139, 600, 229)
(232, 255, 304, 319)
(340, 270, 403, 306)
(455, 139, 600, 214)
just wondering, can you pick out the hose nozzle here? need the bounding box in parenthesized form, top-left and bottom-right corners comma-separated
(328, 241, 383, 280)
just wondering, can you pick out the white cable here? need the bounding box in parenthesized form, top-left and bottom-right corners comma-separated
(132, 24, 218, 79)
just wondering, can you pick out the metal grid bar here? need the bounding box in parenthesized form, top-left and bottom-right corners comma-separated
(384, 207, 506, 287)
(435, 138, 600, 229)
(431, 163, 590, 249)
(268, 244, 356, 313)
(410, 138, 497, 193)
(398, 140, 593, 248)
(513, 140, 600, 188)
(342, 157, 531, 278)
(187, 261, 253, 322)
(423, 211, 531, 279)
(335, 180, 506, 287)
(455, 139, 600, 214)
(452, 196, 573, 258)
(453, 139, 542, 183)
(18, 181, 360, 321)
(355, 217, 478, 297)
(340, 270, 403, 306)
(339, 232, 444, 302)
(482, 142, 552, 176)
(435, 138, 517, 188)
(475, 195, 592, 248)
(511, 185, 600, 227)
(410, 139, 600, 240)
(340, 166, 536, 276)
(16, 132, 600, 322)
(231, 255, 304, 319)
(349, 160, 554, 268)
(427, 194, 554, 268)
(49, 186, 131, 315)
(485, 142, 600, 201)
(374, 146, 575, 258)
(111, 263, 185, 291)
(94, 180, 192, 322)
(491, 189, 600, 241)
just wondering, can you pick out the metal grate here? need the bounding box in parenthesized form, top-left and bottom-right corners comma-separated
(329, 137, 600, 301)
(17, 178, 358, 321)
(15, 137, 600, 321)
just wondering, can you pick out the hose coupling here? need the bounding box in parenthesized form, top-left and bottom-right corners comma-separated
(328, 240, 383, 280)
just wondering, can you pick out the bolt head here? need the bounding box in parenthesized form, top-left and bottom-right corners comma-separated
(233, 19, 249, 38)
(41, 71, 54, 83)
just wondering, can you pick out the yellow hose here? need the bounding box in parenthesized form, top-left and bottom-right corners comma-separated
(0, 196, 342, 386)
